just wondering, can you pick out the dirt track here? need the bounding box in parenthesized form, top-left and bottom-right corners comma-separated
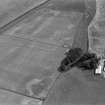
(0, 0, 105, 105)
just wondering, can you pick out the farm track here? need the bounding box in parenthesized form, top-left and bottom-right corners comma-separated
(0, 0, 51, 101)
(0, 0, 51, 34)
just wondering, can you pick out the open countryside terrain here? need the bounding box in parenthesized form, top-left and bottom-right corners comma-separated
(0, 0, 105, 105)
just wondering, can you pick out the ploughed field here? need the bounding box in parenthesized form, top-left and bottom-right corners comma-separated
(0, 0, 104, 105)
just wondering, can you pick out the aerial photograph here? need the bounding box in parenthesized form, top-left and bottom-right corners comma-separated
(0, 0, 105, 105)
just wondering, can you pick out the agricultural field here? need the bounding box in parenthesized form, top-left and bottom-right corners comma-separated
(0, 0, 105, 105)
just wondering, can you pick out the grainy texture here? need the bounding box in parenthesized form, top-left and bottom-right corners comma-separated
(0, 89, 42, 105)
(1, 0, 105, 105)
(44, 67, 105, 105)
(88, 0, 105, 56)
(0, 0, 48, 28)
(0, 0, 82, 100)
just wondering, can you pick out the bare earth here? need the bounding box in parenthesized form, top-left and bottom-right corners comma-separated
(0, 0, 105, 105)
(0, 0, 48, 28)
